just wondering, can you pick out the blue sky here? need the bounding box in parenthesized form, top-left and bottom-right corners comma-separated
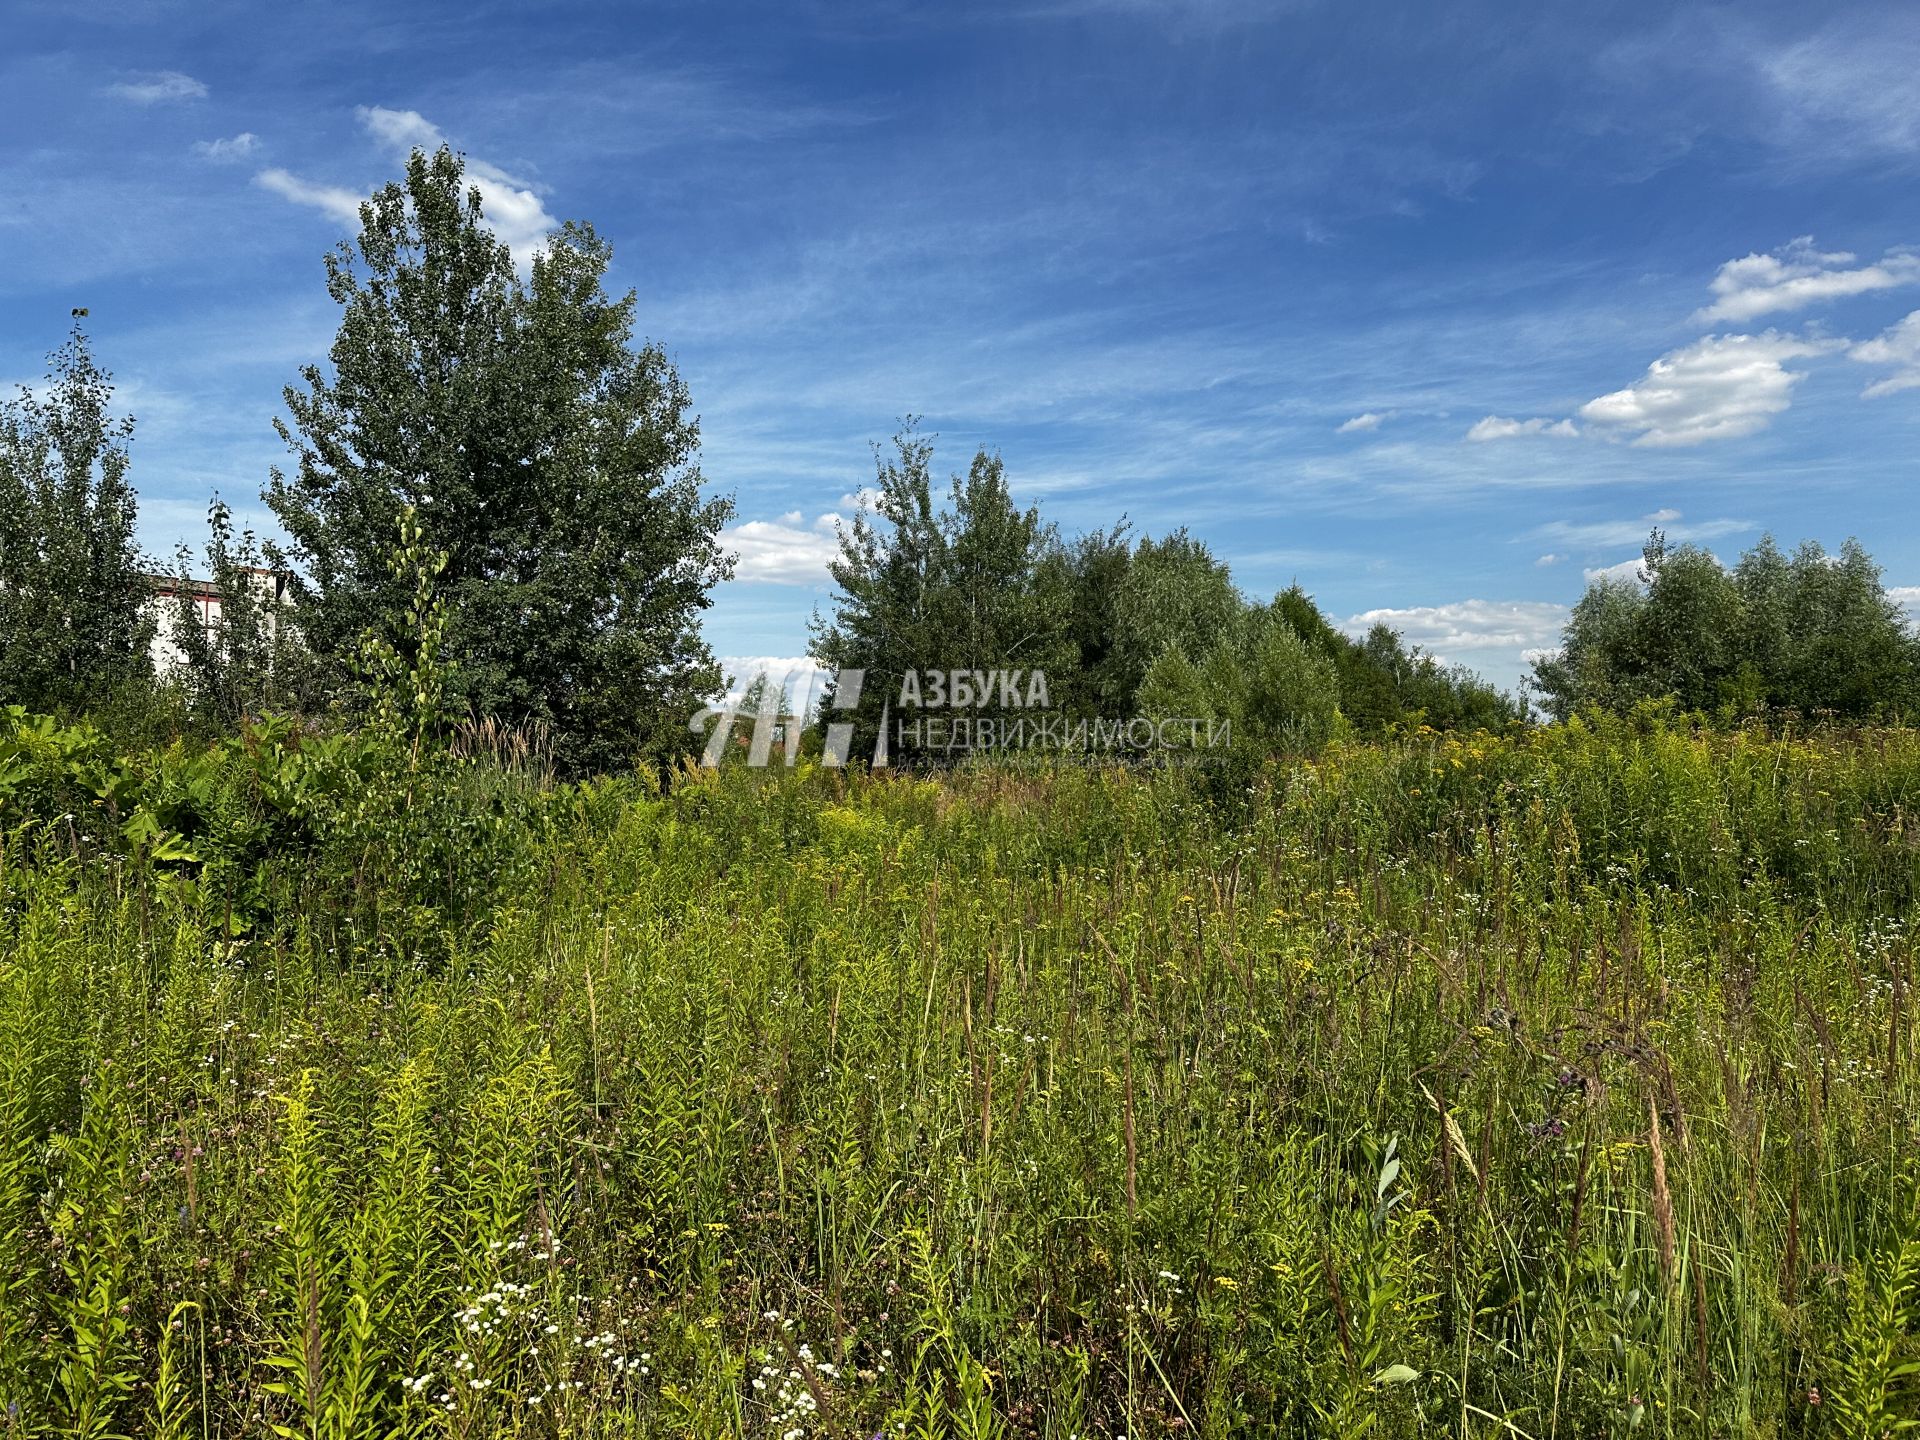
(5, 0, 1919, 697)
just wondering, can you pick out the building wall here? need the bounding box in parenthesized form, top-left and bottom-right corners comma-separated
(143, 570, 292, 676)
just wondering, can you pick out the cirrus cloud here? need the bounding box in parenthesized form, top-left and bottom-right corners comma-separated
(105, 70, 207, 104)
(192, 133, 259, 163)
(1529, 507, 1750, 549)
(1465, 415, 1578, 442)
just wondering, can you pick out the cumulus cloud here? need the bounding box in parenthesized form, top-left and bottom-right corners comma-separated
(722, 511, 845, 585)
(1340, 599, 1569, 654)
(105, 70, 207, 103)
(1849, 309, 1920, 396)
(1695, 237, 1920, 324)
(1583, 558, 1649, 586)
(1892, 587, 1920, 630)
(192, 133, 258, 162)
(255, 169, 363, 225)
(1578, 331, 1839, 446)
(256, 107, 557, 262)
(1535, 553, 1564, 567)
(1465, 415, 1578, 442)
(715, 658, 832, 709)
(1336, 411, 1387, 433)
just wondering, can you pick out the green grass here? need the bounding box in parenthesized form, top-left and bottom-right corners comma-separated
(0, 717, 1917, 1436)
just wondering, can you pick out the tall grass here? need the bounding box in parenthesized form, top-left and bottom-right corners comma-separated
(0, 716, 1915, 1435)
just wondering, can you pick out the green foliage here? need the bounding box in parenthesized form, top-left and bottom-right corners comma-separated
(0, 717, 1915, 1434)
(1096, 528, 1243, 711)
(1534, 528, 1920, 721)
(0, 323, 152, 713)
(267, 145, 733, 775)
(0, 513, 551, 967)
(1269, 584, 1519, 735)
(814, 432, 1514, 763)
(1825, 1195, 1920, 1436)
(811, 422, 1073, 760)
(1140, 598, 1343, 753)
(164, 497, 316, 730)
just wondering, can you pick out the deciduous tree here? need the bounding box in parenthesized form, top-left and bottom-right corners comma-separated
(0, 324, 151, 712)
(267, 147, 733, 774)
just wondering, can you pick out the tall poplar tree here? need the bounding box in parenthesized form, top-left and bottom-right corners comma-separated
(0, 323, 151, 712)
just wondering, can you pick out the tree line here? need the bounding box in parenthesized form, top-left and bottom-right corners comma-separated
(2, 149, 733, 775)
(807, 426, 1519, 762)
(3, 145, 1915, 775)
(1532, 530, 1920, 722)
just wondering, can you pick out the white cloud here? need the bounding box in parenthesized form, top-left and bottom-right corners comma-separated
(254, 168, 363, 225)
(715, 657, 831, 708)
(722, 511, 845, 585)
(1891, 586, 1920, 633)
(356, 107, 557, 260)
(1578, 331, 1839, 446)
(1583, 558, 1648, 586)
(192, 133, 259, 163)
(1849, 309, 1920, 396)
(1336, 411, 1386, 433)
(256, 108, 557, 263)
(1531, 508, 1749, 549)
(1340, 599, 1569, 654)
(1465, 415, 1578, 442)
(1695, 237, 1920, 324)
(356, 106, 443, 153)
(1760, 26, 1920, 158)
(1535, 553, 1564, 567)
(105, 70, 207, 104)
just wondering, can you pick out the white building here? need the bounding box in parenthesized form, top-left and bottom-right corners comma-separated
(143, 569, 294, 674)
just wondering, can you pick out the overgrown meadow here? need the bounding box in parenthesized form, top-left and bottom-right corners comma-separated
(1, 710, 1917, 1437)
